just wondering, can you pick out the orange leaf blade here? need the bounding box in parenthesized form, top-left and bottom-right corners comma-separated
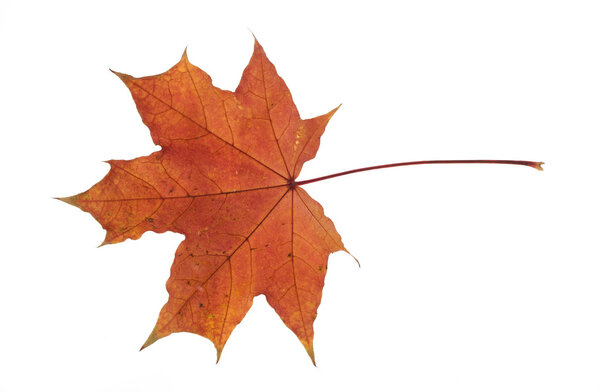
(61, 38, 348, 363)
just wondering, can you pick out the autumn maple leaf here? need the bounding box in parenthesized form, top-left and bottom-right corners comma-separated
(60, 39, 351, 364)
(60, 38, 542, 364)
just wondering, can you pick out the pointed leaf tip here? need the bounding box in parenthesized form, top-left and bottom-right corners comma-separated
(97, 231, 114, 248)
(56, 195, 79, 208)
(140, 327, 160, 351)
(345, 248, 360, 267)
(326, 104, 342, 119)
(249, 29, 258, 43)
(215, 346, 223, 364)
(305, 345, 316, 366)
(110, 69, 133, 84)
(252, 36, 264, 52)
(181, 47, 189, 61)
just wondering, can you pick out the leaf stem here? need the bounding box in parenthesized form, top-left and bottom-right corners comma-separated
(295, 160, 543, 186)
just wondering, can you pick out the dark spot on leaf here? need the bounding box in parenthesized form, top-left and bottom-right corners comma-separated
(199, 303, 203, 308)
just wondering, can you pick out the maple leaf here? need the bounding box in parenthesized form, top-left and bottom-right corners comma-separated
(60, 38, 543, 365)
(60, 39, 350, 364)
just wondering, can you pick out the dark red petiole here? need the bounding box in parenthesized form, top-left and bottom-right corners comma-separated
(295, 160, 543, 186)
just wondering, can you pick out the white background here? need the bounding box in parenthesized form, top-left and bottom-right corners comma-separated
(1, 0, 599, 391)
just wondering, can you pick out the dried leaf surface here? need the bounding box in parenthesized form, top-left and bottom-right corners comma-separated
(61, 40, 349, 364)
